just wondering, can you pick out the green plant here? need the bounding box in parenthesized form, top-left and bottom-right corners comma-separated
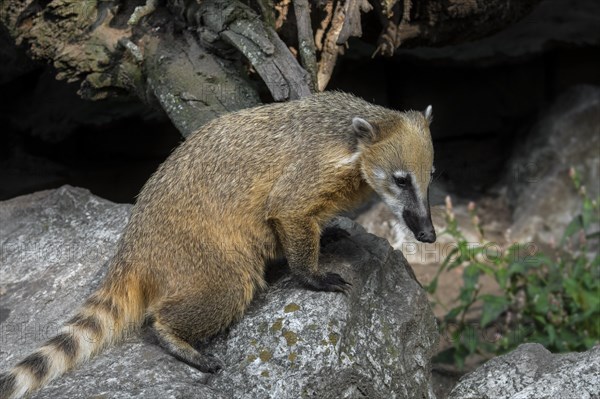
(427, 168, 600, 369)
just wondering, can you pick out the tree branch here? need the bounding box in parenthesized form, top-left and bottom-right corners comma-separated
(170, 0, 312, 100)
(143, 30, 260, 136)
(316, 0, 344, 92)
(292, 0, 318, 91)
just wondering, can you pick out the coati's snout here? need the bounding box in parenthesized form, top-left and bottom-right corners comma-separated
(376, 172, 437, 244)
(402, 208, 436, 243)
(390, 171, 437, 243)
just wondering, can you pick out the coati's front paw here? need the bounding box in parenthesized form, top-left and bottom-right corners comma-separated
(304, 272, 352, 294)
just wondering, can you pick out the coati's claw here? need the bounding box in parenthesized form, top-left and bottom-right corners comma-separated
(306, 272, 352, 293)
(195, 353, 224, 373)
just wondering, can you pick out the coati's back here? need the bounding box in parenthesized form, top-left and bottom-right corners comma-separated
(0, 92, 435, 399)
(137, 91, 397, 209)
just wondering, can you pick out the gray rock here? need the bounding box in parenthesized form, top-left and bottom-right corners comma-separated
(505, 85, 600, 244)
(448, 343, 600, 399)
(0, 186, 438, 398)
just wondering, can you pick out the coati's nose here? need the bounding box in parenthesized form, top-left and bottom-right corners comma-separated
(417, 230, 436, 243)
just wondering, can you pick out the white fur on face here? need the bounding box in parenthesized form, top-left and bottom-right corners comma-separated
(381, 192, 403, 214)
(393, 170, 408, 179)
(336, 151, 361, 167)
(373, 168, 386, 180)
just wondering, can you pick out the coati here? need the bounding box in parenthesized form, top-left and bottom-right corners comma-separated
(0, 92, 436, 399)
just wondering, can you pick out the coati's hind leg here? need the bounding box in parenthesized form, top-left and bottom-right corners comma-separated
(148, 276, 257, 372)
(150, 317, 224, 373)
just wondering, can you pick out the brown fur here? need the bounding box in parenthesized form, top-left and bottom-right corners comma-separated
(0, 92, 434, 399)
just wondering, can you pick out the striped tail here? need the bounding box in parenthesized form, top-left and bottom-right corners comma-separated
(0, 273, 146, 399)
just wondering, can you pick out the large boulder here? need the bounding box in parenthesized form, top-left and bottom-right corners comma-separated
(0, 186, 438, 399)
(505, 85, 600, 244)
(448, 343, 600, 399)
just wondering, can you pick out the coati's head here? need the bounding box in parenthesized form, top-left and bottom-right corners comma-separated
(354, 106, 436, 243)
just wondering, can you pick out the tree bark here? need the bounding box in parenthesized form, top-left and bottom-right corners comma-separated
(0, 0, 311, 136)
(0, 0, 542, 137)
(373, 0, 542, 56)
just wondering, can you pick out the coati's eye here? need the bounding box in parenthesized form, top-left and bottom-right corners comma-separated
(394, 176, 409, 188)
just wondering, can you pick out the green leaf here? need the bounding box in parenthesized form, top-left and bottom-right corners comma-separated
(480, 295, 509, 327)
(554, 329, 579, 352)
(463, 264, 480, 291)
(582, 290, 600, 311)
(453, 346, 469, 370)
(463, 326, 479, 354)
(469, 246, 486, 258)
(507, 261, 526, 276)
(573, 256, 587, 277)
(561, 216, 583, 245)
(444, 307, 463, 322)
(582, 198, 594, 229)
(473, 262, 495, 276)
(496, 267, 508, 290)
(425, 277, 438, 294)
(527, 285, 549, 315)
(583, 336, 598, 349)
(563, 278, 582, 308)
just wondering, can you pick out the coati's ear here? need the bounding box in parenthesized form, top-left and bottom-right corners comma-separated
(352, 117, 380, 144)
(423, 105, 433, 125)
